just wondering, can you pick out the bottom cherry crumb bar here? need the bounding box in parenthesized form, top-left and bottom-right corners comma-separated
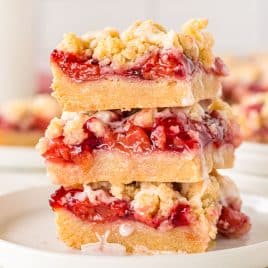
(49, 171, 251, 254)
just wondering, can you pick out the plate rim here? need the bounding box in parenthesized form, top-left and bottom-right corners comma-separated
(0, 237, 268, 260)
(0, 145, 44, 169)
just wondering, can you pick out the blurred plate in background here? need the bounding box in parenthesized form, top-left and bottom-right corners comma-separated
(0, 146, 44, 170)
(234, 142, 268, 177)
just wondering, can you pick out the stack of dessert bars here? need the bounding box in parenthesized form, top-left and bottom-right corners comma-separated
(37, 19, 250, 254)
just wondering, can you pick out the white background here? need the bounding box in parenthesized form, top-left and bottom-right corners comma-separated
(38, 0, 268, 70)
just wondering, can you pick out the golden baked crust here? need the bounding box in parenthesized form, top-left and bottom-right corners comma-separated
(0, 129, 43, 146)
(51, 62, 222, 111)
(46, 145, 234, 186)
(55, 209, 215, 253)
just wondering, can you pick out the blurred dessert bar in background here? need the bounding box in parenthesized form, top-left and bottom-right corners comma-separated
(222, 54, 268, 143)
(233, 93, 268, 143)
(0, 94, 60, 146)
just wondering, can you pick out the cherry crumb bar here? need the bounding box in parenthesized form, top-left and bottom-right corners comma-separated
(50, 171, 250, 254)
(0, 94, 61, 146)
(37, 100, 240, 185)
(51, 19, 227, 112)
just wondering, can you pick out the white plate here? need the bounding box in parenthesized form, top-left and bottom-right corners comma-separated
(0, 173, 268, 268)
(0, 146, 44, 170)
(235, 142, 268, 176)
(0, 171, 48, 196)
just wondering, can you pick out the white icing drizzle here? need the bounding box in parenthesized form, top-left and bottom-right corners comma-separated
(81, 231, 127, 256)
(83, 185, 116, 204)
(158, 220, 173, 232)
(181, 86, 195, 106)
(74, 191, 87, 202)
(94, 111, 117, 123)
(119, 223, 134, 237)
(61, 111, 79, 121)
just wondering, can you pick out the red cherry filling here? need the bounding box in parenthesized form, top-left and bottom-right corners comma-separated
(168, 204, 192, 226)
(43, 110, 237, 163)
(50, 187, 191, 228)
(50, 187, 251, 236)
(126, 50, 192, 80)
(217, 206, 251, 238)
(51, 49, 226, 82)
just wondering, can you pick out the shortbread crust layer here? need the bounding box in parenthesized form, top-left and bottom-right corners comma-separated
(45, 145, 234, 185)
(55, 210, 213, 253)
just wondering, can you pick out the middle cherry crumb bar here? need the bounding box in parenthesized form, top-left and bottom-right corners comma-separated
(37, 100, 240, 186)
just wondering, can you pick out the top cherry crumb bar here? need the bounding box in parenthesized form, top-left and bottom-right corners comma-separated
(51, 19, 228, 112)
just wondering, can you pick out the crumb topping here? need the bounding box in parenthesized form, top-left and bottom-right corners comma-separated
(57, 19, 215, 68)
(131, 183, 187, 217)
(37, 100, 237, 157)
(45, 118, 64, 139)
(63, 114, 88, 145)
(79, 173, 220, 219)
(208, 99, 233, 120)
(40, 100, 233, 146)
(36, 137, 50, 154)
